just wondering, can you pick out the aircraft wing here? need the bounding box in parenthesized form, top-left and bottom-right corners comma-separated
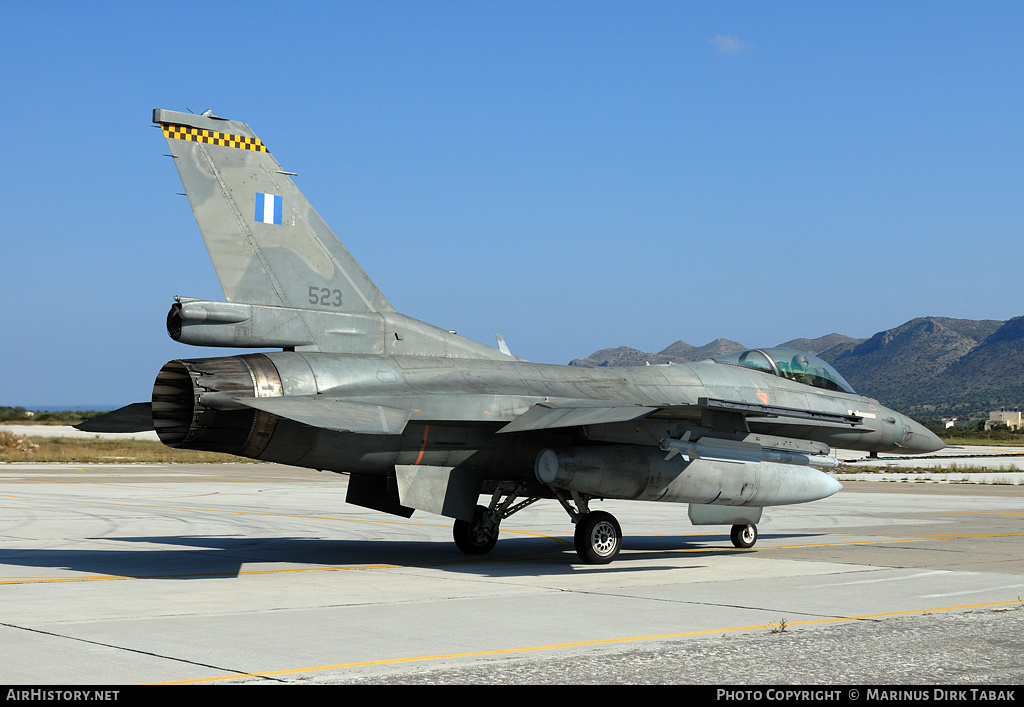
(235, 393, 864, 436)
(498, 396, 863, 433)
(497, 401, 659, 433)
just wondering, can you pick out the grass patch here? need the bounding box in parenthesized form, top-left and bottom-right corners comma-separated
(940, 436, 1024, 447)
(0, 409, 107, 425)
(0, 434, 259, 464)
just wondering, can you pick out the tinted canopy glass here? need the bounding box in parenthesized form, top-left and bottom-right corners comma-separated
(713, 348, 856, 394)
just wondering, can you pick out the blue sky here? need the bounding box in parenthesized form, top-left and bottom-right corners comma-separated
(1, 1, 1021, 407)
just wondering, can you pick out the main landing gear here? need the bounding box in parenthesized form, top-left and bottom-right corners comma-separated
(555, 490, 623, 564)
(452, 505, 500, 555)
(450, 485, 625, 564)
(573, 510, 622, 564)
(451, 484, 539, 557)
(451, 488, 754, 563)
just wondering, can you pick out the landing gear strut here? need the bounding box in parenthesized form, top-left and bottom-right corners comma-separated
(451, 484, 539, 556)
(556, 490, 622, 564)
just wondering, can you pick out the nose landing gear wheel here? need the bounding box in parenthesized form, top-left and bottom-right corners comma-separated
(730, 523, 757, 549)
(574, 511, 622, 564)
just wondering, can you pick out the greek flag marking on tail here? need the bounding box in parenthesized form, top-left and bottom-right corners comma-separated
(255, 193, 283, 225)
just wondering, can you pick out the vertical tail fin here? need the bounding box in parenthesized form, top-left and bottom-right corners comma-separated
(153, 109, 393, 314)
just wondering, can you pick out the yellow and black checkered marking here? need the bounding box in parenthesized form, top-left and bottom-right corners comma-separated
(161, 123, 268, 153)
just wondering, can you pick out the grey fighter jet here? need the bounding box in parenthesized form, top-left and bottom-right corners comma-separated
(82, 109, 944, 564)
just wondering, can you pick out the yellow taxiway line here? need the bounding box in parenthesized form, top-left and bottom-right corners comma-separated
(153, 598, 1024, 684)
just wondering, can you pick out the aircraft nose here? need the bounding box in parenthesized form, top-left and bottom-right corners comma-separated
(900, 416, 946, 454)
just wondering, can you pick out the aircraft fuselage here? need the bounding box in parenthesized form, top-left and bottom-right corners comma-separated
(152, 350, 937, 481)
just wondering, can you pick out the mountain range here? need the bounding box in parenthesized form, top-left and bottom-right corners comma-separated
(568, 316, 1024, 420)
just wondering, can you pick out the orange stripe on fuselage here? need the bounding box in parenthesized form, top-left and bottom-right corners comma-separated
(414, 425, 430, 465)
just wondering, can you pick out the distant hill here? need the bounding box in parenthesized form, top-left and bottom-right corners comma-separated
(777, 333, 865, 357)
(569, 338, 745, 367)
(570, 316, 1024, 420)
(825, 317, 1004, 417)
(927, 316, 1024, 418)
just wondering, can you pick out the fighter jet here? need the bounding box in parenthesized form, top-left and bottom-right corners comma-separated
(82, 109, 945, 564)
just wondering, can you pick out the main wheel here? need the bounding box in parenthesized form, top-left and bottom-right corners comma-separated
(574, 511, 622, 564)
(730, 523, 757, 549)
(453, 505, 499, 555)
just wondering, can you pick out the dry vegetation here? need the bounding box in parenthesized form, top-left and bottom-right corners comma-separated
(0, 431, 39, 454)
(0, 432, 259, 464)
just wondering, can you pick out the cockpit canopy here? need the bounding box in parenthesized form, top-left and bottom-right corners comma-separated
(713, 347, 856, 394)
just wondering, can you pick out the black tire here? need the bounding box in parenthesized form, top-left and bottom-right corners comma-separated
(453, 505, 499, 555)
(574, 511, 622, 564)
(730, 523, 757, 549)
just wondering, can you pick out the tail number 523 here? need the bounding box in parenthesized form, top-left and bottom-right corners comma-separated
(308, 286, 343, 307)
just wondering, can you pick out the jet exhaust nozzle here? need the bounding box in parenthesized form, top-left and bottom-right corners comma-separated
(151, 354, 283, 456)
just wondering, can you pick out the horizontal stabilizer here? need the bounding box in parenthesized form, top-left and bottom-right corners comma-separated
(74, 403, 154, 433)
(499, 401, 657, 434)
(236, 396, 411, 435)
